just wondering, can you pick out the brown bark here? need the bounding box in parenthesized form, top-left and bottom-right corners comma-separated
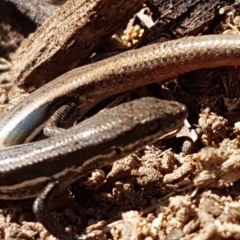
(143, 0, 234, 44)
(11, 0, 144, 89)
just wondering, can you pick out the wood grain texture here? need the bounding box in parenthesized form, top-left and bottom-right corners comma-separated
(12, 0, 144, 88)
(143, 0, 233, 43)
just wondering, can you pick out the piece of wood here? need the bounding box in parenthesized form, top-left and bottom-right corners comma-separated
(12, 0, 144, 89)
(143, 0, 234, 43)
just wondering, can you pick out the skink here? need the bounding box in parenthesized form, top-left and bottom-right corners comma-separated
(1, 34, 240, 147)
(0, 97, 187, 240)
(0, 34, 240, 239)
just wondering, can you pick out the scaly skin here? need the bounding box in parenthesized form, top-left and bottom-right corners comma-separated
(0, 34, 240, 146)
